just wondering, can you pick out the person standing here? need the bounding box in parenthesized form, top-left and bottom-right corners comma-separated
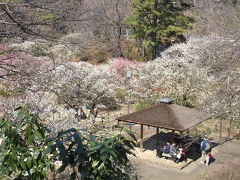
(200, 135, 212, 166)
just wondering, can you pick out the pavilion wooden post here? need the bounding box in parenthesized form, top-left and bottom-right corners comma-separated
(219, 118, 223, 144)
(140, 124, 144, 151)
(171, 130, 175, 141)
(156, 127, 160, 146)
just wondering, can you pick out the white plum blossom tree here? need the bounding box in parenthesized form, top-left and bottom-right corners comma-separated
(1, 33, 239, 137)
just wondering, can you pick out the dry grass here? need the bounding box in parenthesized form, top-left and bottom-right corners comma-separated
(201, 159, 240, 180)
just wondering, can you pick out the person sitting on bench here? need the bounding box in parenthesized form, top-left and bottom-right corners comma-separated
(176, 143, 186, 163)
(170, 142, 178, 162)
(156, 141, 171, 157)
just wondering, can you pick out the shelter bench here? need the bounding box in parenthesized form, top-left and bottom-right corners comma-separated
(161, 152, 172, 159)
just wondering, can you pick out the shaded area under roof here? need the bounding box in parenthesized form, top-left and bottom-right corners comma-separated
(116, 104, 212, 132)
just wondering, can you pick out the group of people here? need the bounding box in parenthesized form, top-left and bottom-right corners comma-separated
(156, 141, 186, 163)
(75, 105, 99, 121)
(156, 135, 213, 166)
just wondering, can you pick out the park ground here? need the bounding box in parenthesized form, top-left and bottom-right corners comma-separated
(131, 138, 240, 180)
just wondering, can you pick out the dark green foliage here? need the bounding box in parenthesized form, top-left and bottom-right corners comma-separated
(0, 107, 136, 179)
(0, 107, 53, 179)
(125, 0, 193, 60)
(47, 128, 137, 180)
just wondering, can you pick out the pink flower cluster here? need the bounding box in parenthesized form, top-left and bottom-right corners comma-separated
(0, 43, 53, 78)
(0, 43, 9, 51)
(109, 58, 142, 71)
(0, 43, 20, 65)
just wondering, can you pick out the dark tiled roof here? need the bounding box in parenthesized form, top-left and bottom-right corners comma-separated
(116, 104, 211, 131)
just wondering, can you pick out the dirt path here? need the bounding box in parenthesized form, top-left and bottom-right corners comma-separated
(133, 139, 240, 180)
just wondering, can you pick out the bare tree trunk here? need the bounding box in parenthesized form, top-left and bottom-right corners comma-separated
(228, 119, 232, 138)
(115, 0, 124, 57)
(152, 45, 156, 60)
(219, 118, 223, 143)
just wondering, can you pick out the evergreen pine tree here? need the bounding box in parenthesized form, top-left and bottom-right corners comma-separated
(125, 0, 193, 60)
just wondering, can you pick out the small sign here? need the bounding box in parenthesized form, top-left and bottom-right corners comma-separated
(126, 71, 132, 78)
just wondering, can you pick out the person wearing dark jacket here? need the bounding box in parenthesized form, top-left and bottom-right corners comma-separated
(156, 142, 171, 157)
(163, 142, 171, 154)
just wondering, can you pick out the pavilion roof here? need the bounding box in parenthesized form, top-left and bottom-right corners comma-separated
(116, 103, 212, 132)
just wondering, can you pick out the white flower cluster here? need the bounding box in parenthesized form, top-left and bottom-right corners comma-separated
(51, 32, 92, 60)
(10, 39, 50, 56)
(109, 37, 215, 106)
(2, 35, 238, 132)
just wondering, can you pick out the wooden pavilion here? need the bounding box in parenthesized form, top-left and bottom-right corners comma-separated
(116, 103, 212, 151)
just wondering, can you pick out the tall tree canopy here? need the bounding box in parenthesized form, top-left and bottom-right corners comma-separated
(0, 0, 86, 40)
(125, 0, 193, 60)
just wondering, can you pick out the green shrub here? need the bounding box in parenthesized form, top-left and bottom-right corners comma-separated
(95, 50, 108, 63)
(115, 88, 127, 103)
(0, 84, 23, 97)
(75, 50, 91, 62)
(47, 128, 136, 179)
(30, 46, 48, 57)
(38, 13, 55, 22)
(0, 107, 53, 179)
(0, 107, 136, 180)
